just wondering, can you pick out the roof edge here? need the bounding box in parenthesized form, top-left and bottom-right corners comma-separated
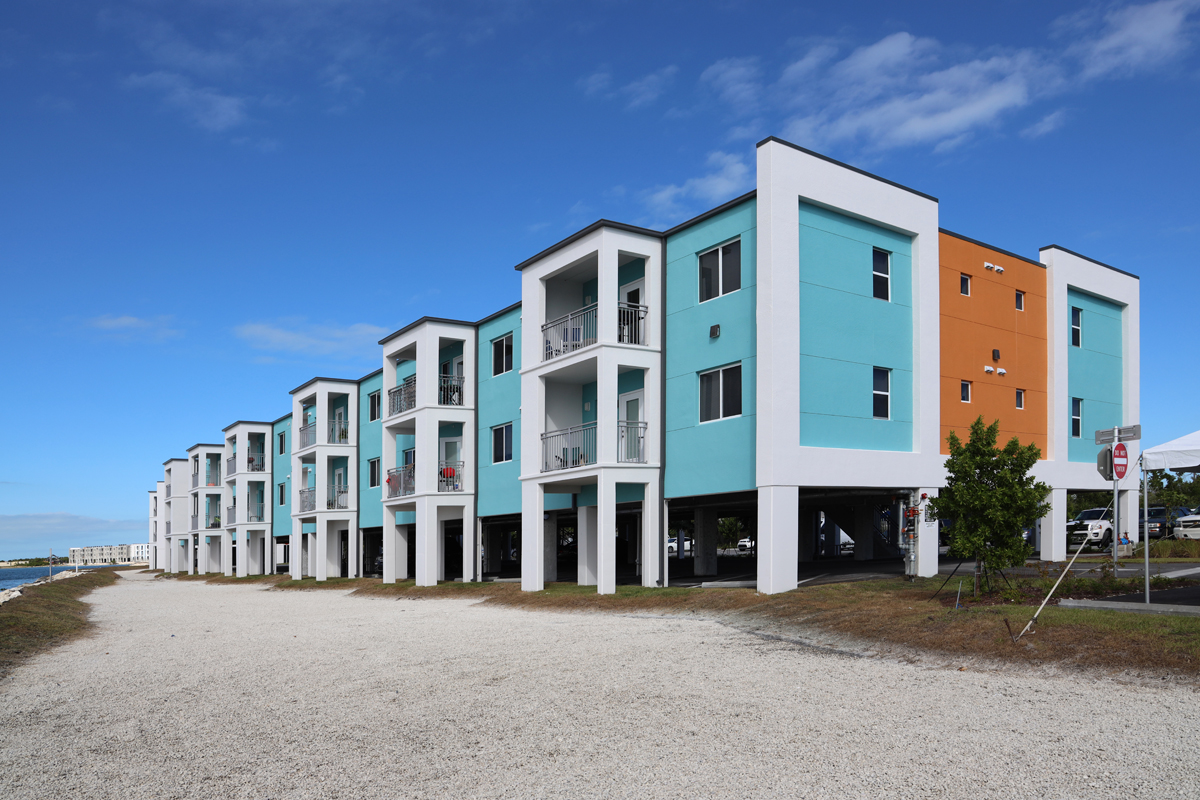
(513, 220, 663, 272)
(378, 315, 478, 346)
(756, 136, 938, 203)
(476, 300, 522, 327)
(939, 228, 1045, 268)
(1039, 244, 1139, 280)
(289, 376, 364, 396)
(220, 420, 275, 432)
(663, 190, 758, 237)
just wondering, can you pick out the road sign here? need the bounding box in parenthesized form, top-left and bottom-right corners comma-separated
(1113, 443, 1129, 479)
(1097, 445, 1113, 480)
(1095, 425, 1141, 445)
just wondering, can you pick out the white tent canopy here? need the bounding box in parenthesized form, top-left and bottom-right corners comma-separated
(1143, 429, 1200, 472)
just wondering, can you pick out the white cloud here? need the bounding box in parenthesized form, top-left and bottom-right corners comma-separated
(234, 319, 390, 357)
(701, 57, 762, 112)
(578, 69, 612, 96)
(643, 151, 753, 222)
(621, 66, 679, 110)
(88, 314, 180, 341)
(1021, 109, 1067, 138)
(1069, 0, 1200, 79)
(126, 71, 248, 131)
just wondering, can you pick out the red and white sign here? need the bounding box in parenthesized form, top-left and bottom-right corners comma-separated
(1112, 443, 1128, 480)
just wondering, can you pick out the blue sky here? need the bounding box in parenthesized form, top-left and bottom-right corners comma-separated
(2, 0, 1198, 557)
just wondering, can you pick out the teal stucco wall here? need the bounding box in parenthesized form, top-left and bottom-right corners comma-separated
(477, 305, 525, 517)
(1066, 289, 1123, 462)
(272, 415, 291, 538)
(357, 370, 383, 527)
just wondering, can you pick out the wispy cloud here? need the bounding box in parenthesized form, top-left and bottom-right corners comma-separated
(88, 314, 181, 341)
(234, 319, 390, 357)
(701, 57, 762, 112)
(578, 65, 680, 110)
(1066, 0, 1200, 79)
(126, 71, 248, 131)
(643, 151, 753, 222)
(1021, 109, 1067, 139)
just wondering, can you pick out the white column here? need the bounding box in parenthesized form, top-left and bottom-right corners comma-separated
(222, 531, 234, 576)
(315, 520, 329, 581)
(461, 503, 477, 582)
(383, 512, 398, 584)
(399, 524, 410, 580)
(1118, 488, 1138, 546)
(758, 486, 798, 594)
(578, 505, 598, 586)
(1040, 488, 1068, 562)
(521, 481, 545, 591)
(290, 525, 302, 580)
(415, 497, 437, 586)
(852, 504, 875, 561)
(543, 510, 558, 583)
(597, 474, 617, 595)
(694, 507, 718, 576)
(915, 489, 939, 578)
(641, 480, 662, 588)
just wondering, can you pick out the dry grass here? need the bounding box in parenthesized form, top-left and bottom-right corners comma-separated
(0, 569, 121, 679)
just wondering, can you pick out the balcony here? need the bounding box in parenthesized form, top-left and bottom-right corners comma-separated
(165, 521, 171, 535)
(617, 302, 648, 346)
(298, 488, 316, 513)
(206, 469, 221, 487)
(387, 465, 415, 498)
(190, 514, 199, 530)
(206, 512, 222, 529)
(327, 485, 349, 510)
(328, 419, 350, 445)
(246, 501, 265, 523)
(226, 506, 236, 525)
(165, 483, 172, 497)
(617, 420, 648, 463)
(388, 376, 417, 417)
(542, 422, 597, 472)
(191, 473, 199, 489)
(439, 375, 465, 406)
(542, 304, 597, 362)
(299, 422, 316, 449)
(247, 451, 266, 472)
(226, 455, 237, 476)
(438, 461, 464, 492)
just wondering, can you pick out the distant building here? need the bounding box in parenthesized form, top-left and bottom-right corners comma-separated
(68, 544, 149, 565)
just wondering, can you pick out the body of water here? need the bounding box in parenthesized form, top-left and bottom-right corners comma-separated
(0, 565, 96, 592)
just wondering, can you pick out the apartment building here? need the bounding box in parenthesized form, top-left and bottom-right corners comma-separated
(148, 135, 1140, 595)
(69, 543, 149, 565)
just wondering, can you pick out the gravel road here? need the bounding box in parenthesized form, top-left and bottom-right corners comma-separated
(1, 572, 1198, 799)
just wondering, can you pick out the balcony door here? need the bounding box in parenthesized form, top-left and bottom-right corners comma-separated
(618, 390, 644, 462)
(619, 280, 645, 344)
(439, 437, 462, 491)
(333, 406, 346, 443)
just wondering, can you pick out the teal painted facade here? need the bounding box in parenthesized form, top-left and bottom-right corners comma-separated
(796, 201, 913, 451)
(664, 197, 757, 498)
(478, 305, 525, 516)
(272, 415, 291, 538)
(1066, 289, 1124, 462)
(357, 369, 383, 528)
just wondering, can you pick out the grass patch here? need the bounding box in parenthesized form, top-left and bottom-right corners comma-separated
(1149, 539, 1200, 559)
(0, 569, 121, 679)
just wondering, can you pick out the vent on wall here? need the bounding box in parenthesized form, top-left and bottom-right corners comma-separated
(710, 324, 721, 339)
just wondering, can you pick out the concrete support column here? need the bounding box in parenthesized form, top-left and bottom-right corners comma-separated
(798, 506, 816, 563)
(758, 485, 798, 594)
(223, 531, 235, 577)
(578, 505, 598, 587)
(315, 522, 329, 581)
(641, 481, 662, 588)
(415, 497, 437, 586)
(597, 475, 616, 595)
(1040, 488, 1068, 562)
(1118, 488, 1138, 545)
(461, 505, 478, 583)
(521, 482, 546, 591)
(383, 512, 399, 583)
(915, 489, 939, 578)
(543, 510, 558, 584)
(306, 532, 316, 578)
(694, 507, 719, 577)
(853, 504, 875, 561)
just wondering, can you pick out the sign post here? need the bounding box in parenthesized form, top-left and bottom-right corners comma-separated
(1095, 426, 1141, 579)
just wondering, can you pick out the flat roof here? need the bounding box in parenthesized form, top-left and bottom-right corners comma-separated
(756, 136, 938, 203)
(271, 411, 292, 425)
(663, 190, 757, 237)
(1039, 244, 1139, 279)
(289, 376, 362, 396)
(378, 316, 478, 346)
(220, 420, 275, 432)
(161, 457, 187, 466)
(939, 228, 1045, 268)
(475, 300, 522, 327)
(185, 443, 225, 453)
(512, 220, 663, 272)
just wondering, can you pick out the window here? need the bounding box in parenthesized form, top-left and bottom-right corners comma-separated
(1015, 290, 1025, 311)
(1016, 389, 1025, 409)
(698, 239, 741, 303)
(277, 483, 286, 506)
(368, 458, 380, 488)
(368, 391, 381, 422)
(960, 274, 971, 296)
(1070, 307, 1082, 347)
(872, 249, 890, 301)
(278, 431, 286, 455)
(492, 423, 513, 463)
(699, 364, 742, 422)
(961, 381, 971, 403)
(873, 368, 890, 419)
(492, 333, 513, 376)
(1071, 397, 1082, 438)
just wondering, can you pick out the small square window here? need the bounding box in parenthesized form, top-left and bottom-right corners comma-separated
(1016, 389, 1025, 409)
(699, 364, 742, 422)
(492, 334, 513, 376)
(699, 240, 741, 303)
(492, 423, 513, 463)
(960, 274, 971, 296)
(368, 391, 381, 422)
(1071, 307, 1082, 347)
(873, 368, 890, 419)
(872, 249, 890, 301)
(369, 458, 380, 488)
(1015, 291, 1025, 311)
(961, 381, 971, 403)
(1071, 397, 1082, 438)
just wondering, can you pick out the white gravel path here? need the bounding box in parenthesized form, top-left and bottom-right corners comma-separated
(1, 572, 1198, 799)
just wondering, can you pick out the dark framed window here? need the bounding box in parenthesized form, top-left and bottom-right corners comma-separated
(699, 364, 742, 422)
(492, 334, 513, 376)
(872, 249, 890, 301)
(873, 368, 890, 419)
(698, 239, 741, 303)
(277, 483, 286, 506)
(278, 431, 286, 455)
(1016, 389, 1025, 410)
(961, 380, 971, 403)
(368, 458, 380, 488)
(492, 423, 513, 463)
(1015, 290, 1025, 311)
(1071, 397, 1082, 438)
(1071, 307, 1082, 347)
(368, 391, 381, 422)
(960, 274, 971, 296)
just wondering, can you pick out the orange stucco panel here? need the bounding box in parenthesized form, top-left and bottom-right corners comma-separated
(939, 232, 1048, 456)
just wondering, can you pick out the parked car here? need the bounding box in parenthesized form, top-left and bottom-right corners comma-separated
(737, 537, 754, 551)
(666, 536, 693, 555)
(1140, 507, 1193, 540)
(1173, 513, 1200, 540)
(1066, 508, 1113, 548)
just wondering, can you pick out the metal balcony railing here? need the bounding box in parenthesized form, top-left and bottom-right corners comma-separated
(191, 474, 199, 489)
(226, 455, 237, 476)
(226, 506, 236, 525)
(542, 303, 597, 362)
(387, 465, 415, 498)
(206, 467, 221, 486)
(439, 375, 465, 406)
(617, 302, 649, 345)
(206, 512, 221, 529)
(328, 419, 350, 444)
(617, 420, 648, 463)
(438, 461, 464, 492)
(542, 422, 597, 472)
(190, 514, 199, 530)
(389, 376, 416, 416)
(246, 501, 265, 523)
(298, 488, 316, 513)
(299, 422, 316, 449)
(327, 485, 349, 509)
(247, 451, 266, 472)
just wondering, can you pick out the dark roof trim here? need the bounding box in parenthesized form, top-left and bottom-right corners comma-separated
(220, 420, 275, 432)
(1039, 244, 1139, 280)
(358, 367, 383, 382)
(756, 136, 938, 203)
(939, 228, 1045, 268)
(513, 220, 663, 272)
(663, 190, 757, 237)
(289, 376, 361, 395)
(162, 457, 187, 466)
(271, 412, 293, 425)
(378, 316, 478, 346)
(475, 300, 522, 327)
(185, 443, 225, 452)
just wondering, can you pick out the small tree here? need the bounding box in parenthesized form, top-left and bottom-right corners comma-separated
(929, 416, 1050, 595)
